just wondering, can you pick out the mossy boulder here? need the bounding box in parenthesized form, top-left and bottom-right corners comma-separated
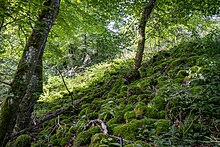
(74, 126, 100, 146)
(154, 119, 170, 135)
(113, 119, 142, 140)
(150, 96, 165, 110)
(124, 111, 135, 123)
(15, 134, 31, 147)
(124, 140, 151, 147)
(134, 102, 147, 118)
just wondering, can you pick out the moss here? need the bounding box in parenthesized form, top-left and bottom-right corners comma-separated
(189, 66, 203, 73)
(118, 98, 126, 105)
(128, 85, 142, 95)
(90, 133, 108, 147)
(113, 119, 143, 140)
(78, 107, 91, 118)
(106, 117, 119, 130)
(14, 134, 31, 147)
(81, 95, 94, 104)
(107, 91, 118, 99)
(128, 95, 138, 104)
(74, 126, 100, 146)
(173, 77, 184, 83)
(145, 105, 161, 118)
(124, 111, 135, 123)
(157, 76, 169, 87)
(90, 98, 105, 111)
(176, 70, 188, 78)
(154, 119, 170, 135)
(124, 140, 151, 147)
(98, 109, 114, 121)
(134, 102, 147, 118)
(191, 86, 204, 95)
(137, 94, 149, 102)
(150, 96, 165, 110)
(120, 86, 128, 92)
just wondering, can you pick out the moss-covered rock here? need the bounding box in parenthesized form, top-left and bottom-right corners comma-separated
(124, 111, 135, 123)
(113, 119, 142, 140)
(134, 102, 147, 118)
(74, 126, 100, 146)
(150, 96, 165, 110)
(154, 119, 170, 135)
(14, 134, 31, 147)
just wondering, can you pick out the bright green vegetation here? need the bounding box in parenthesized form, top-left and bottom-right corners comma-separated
(8, 31, 220, 146)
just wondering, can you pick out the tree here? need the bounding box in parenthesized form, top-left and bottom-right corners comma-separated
(133, 0, 220, 77)
(133, 0, 156, 77)
(0, 0, 60, 145)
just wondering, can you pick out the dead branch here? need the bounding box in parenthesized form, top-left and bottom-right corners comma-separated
(7, 107, 69, 142)
(0, 80, 11, 86)
(84, 119, 133, 145)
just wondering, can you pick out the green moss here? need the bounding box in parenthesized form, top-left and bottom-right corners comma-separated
(145, 106, 157, 118)
(113, 119, 142, 140)
(120, 85, 128, 92)
(137, 94, 149, 102)
(169, 57, 187, 69)
(15, 134, 31, 147)
(150, 96, 165, 110)
(128, 95, 138, 104)
(191, 86, 204, 95)
(157, 76, 169, 87)
(176, 70, 188, 78)
(74, 126, 100, 146)
(134, 102, 147, 118)
(124, 111, 135, 123)
(173, 77, 184, 83)
(90, 98, 105, 111)
(154, 119, 170, 135)
(90, 133, 107, 147)
(128, 85, 142, 95)
(124, 140, 151, 147)
(118, 98, 126, 105)
(189, 66, 202, 73)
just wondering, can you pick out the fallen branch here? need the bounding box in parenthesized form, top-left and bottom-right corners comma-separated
(0, 80, 11, 86)
(84, 119, 133, 146)
(7, 107, 69, 142)
(30, 107, 67, 131)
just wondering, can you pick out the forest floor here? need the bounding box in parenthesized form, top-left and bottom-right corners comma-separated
(8, 34, 220, 146)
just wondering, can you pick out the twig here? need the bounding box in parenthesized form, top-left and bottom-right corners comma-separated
(84, 119, 133, 145)
(55, 67, 74, 105)
(7, 107, 68, 141)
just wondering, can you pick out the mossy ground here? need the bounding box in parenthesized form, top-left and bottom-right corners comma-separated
(8, 33, 220, 146)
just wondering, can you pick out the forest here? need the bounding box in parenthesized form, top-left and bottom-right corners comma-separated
(0, 0, 219, 146)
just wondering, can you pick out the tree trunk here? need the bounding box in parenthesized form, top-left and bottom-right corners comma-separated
(133, 0, 156, 77)
(0, 0, 60, 146)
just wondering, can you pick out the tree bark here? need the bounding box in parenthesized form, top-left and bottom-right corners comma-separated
(133, 0, 156, 77)
(0, 0, 60, 146)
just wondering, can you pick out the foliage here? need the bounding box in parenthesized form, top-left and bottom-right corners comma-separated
(10, 31, 218, 146)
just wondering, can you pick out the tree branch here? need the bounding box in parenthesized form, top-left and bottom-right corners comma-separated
(0, 80, 11, 86)
(55, 67, 74, 105)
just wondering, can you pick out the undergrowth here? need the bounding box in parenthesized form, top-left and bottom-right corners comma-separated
(8, 30, 220, 146)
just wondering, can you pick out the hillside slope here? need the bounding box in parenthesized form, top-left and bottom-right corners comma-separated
(9, 32, 220, 146)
